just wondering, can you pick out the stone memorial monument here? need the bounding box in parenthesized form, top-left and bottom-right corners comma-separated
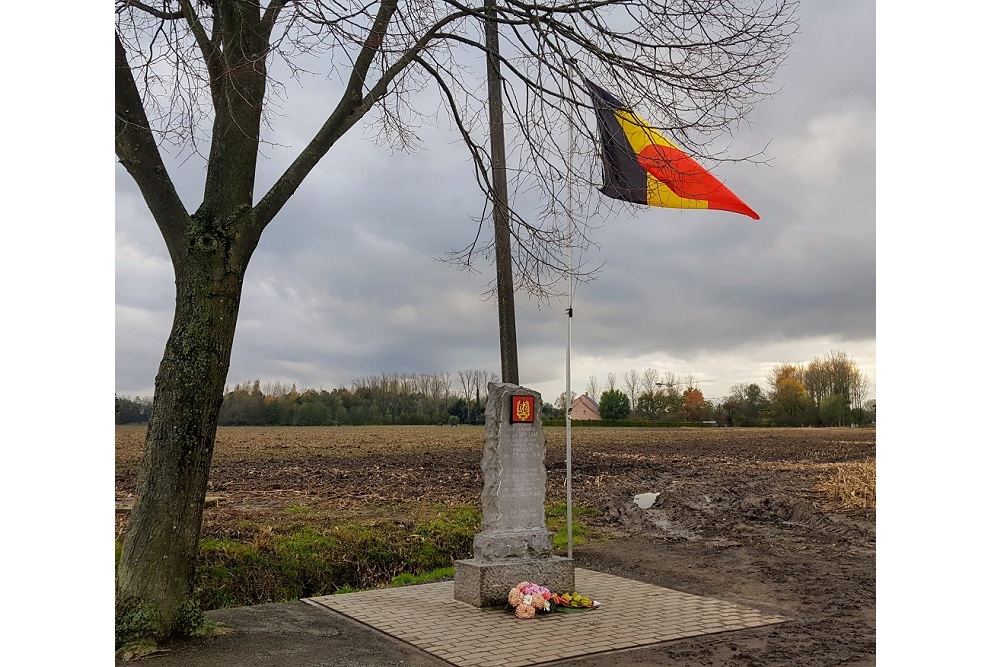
(453, 382, 574, 606)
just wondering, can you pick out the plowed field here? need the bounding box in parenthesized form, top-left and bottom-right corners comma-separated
(116, 425, 875, 666)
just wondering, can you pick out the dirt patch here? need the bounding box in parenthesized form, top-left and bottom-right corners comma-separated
(116, 425, 875, 666)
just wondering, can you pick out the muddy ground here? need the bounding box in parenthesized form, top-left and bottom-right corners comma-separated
(116, 426, 875, 666)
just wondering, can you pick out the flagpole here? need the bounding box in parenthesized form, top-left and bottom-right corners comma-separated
(565, 303, 573, 559)
(565, 74, 576, 561)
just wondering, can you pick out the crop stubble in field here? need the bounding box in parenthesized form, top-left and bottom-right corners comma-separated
(116, 425, 873, 538)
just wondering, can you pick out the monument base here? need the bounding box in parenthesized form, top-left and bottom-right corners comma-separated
(473, 527, 553, 560)
(453, 557, 575, 607)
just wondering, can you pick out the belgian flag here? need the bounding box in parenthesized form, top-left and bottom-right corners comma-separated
(585, 80, 759, 220)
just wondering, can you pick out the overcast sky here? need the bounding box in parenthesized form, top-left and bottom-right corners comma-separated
(114, 2, 876, 405)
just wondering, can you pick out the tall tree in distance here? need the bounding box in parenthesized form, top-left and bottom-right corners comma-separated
(766, 362, 810, 425)
(586, 374, 601, 398)
(623, 369, 641, 417)
(555, 390, 577, 415)
(599, 388, 630, 420)
(679, 386, 707, 421)
(767, 363, 804, 392)
(722, 382, 767, 426)
(803, 349, 870, 419)
(770, 376, 810, 426)
(115, 0, 797, 647)
(640, 368, 661, 396)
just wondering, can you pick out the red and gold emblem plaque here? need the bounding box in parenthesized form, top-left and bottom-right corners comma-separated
(510, 394, 536, 423)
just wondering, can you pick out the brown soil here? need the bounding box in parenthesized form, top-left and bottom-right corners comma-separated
(116, 425, 875, 666)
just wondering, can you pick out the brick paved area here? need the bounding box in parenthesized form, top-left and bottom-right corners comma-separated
(306, 568, 786, 667)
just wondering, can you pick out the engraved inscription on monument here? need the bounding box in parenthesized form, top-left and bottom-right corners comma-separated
(494, 422, 546, 530)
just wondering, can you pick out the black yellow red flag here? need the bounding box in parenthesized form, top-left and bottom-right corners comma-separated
(585, 80, 759, 220)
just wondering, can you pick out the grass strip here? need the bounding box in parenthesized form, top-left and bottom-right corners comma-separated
(193, 506, 480, 609)
(117, 502, 599, 611)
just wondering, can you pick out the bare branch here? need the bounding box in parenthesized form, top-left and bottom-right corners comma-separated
(176, 0, 224, 102)
(118, 0, 798, 295)
(118, 0, 185, 20)
(253, 4, 474, 228)
(115, 31, 189, 266)
(262, 0, 296, 37)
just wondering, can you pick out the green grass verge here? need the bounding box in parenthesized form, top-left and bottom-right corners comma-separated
(547, 502, 597, 550)
(117, 502, 601, 612)
(192, 506, 480, 610)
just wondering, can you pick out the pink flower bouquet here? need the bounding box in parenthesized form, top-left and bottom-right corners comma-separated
(506, 581, 552, 619)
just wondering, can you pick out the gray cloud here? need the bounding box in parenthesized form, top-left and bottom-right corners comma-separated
(116, 2, 875, 404)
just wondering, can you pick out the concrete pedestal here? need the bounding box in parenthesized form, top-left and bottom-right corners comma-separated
(453, 556, 575, 607)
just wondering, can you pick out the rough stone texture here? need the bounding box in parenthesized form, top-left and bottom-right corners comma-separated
(453, 557, 575, 607)
(475, 382, 550, 560)
(473, 528, 552, 561)
(479, 386, 545, 530)
(454, 382, 574, 606)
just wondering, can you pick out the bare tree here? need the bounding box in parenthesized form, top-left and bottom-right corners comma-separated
(555, 390, 577, 411)
(115, 0, 796, 646)
(471, 369, 499, 413)
(803, 349, 869, 409)
(415, 373, 432, 417)
(431, 372, 451, 420)
(661, 370, 680, 390)
(586, 374, 600, 397)
(640, 367, 661, 395)
(605, 371, 617, 393)
(802, 350, 870, 424)
(851, 373, 871, 412)
(623, 369, 640, 415)
(458, 368, 476, 418)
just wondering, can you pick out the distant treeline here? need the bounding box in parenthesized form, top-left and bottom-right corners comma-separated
(116, 370, 520, 427)
(116, 394, 153, 425)
(116, 350, 874, 428)
(215, 372, 506, 426)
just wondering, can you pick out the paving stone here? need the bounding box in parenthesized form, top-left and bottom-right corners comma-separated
(306, 568, 786, 666)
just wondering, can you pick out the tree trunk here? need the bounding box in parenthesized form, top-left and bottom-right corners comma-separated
(116, 228, 250, 639)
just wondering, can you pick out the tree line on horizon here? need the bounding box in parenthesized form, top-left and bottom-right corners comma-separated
(116, 350, 873, 428)
(578, 349, 873, 427)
